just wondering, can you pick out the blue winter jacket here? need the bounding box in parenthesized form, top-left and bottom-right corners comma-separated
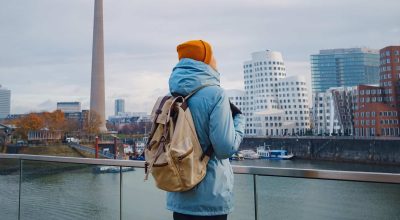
(166, 58, 245, 216)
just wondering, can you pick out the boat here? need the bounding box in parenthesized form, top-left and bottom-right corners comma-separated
(129, 153, 145, 161)
(239, 149, 260, 159)
(92, 166, 135, 174)
(230, 152, 244, 161)
(256, 145, 294, 160)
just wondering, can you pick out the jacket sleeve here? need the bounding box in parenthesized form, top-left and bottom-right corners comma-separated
(209, 91, 245, 159)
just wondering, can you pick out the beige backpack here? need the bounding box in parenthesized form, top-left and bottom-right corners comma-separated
(144, 86, 212, 192)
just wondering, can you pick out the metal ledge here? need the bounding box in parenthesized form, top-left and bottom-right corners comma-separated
(1, 154, 399, 184)
(0, 154, 146, 167)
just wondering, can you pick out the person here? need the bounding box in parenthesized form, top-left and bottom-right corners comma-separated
(167, 40, 245, 220)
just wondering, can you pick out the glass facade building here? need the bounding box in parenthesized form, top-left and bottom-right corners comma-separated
(57, 102, 81, 113)
(311, 48, 380, 93)
(0, 85, 11, 119)
(115, 99, 125, 116)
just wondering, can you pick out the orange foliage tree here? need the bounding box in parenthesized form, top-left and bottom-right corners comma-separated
(14, 113, 45, 139)
(10, 110, 68, 140)
(42, 110, 66, 132)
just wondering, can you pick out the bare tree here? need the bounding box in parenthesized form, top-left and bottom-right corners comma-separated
(83, 110, 102, 140)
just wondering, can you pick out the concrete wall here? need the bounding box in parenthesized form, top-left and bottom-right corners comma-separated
(241, 137, 400, 165)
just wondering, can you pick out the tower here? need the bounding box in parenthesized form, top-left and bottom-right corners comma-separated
(90, 0, 107, 132)
(0, 85, 11, 119)
(114, 99, 125, 116)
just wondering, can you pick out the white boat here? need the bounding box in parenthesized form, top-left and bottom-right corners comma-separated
(239, 150, 260, 159)
(257, 145, 294, 160)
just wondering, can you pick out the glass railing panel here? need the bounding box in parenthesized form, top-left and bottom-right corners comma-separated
(231, 173, 256, 220)
(256, 175, 400, 220)
(20, 160, 121, 220)
(121, 167, 171, 220)
(121, 168, 255, 220)
(0, 158, 20, 220)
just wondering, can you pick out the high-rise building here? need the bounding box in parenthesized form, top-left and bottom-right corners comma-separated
(353, 46, 400, 137)
(57, 102, 81, 113)
(115, 99, 125, 116)
(379, 46, 400, 108)
(311, 48, 379, 93)
(242, 50, 310, 136)
(0, 85, 11, 119)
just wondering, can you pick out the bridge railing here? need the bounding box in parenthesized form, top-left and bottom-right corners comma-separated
(1, 154, 399, 220)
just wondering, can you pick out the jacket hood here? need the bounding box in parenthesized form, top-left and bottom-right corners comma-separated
(169, 58, 220, 96)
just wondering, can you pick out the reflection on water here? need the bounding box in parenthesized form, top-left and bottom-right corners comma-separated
(0, 159, 399, 220)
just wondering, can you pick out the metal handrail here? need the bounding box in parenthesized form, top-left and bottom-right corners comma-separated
(1, 154, 400, 184)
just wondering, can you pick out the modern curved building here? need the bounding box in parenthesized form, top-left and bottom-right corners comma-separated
(242, 50, 310, 136)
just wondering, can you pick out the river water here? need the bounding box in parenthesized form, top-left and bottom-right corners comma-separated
(0, 159, 399, 220)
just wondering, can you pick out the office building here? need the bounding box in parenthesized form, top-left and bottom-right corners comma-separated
(0, 85, 11, 119)
(57, 102, 81, 113)
(311, 48, 379, 93)
(115, 99, 125, 116)
(243, 50, 310, 136)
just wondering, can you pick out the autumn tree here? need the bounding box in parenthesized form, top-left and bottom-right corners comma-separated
(13, 113, 44, 139)
(42, 110, 66, 132)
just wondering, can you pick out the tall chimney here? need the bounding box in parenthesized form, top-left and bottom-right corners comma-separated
(90, 0, 107, 132)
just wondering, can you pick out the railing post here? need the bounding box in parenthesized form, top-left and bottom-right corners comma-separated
(114, 137, 117, 159)
(120, 166, 122, 220)
(95, 136, 99, 159)
(253, 174, 258, 220)
(18, 159, 22, 220)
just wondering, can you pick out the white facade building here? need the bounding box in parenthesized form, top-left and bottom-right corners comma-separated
(226, 89, 246, 111)
(312, 87, 356, 135)
(243, 50, 310, 136)
(0, 85, 11, 119)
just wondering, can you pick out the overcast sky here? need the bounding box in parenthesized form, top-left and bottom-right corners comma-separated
(1, 0, 399, 117)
